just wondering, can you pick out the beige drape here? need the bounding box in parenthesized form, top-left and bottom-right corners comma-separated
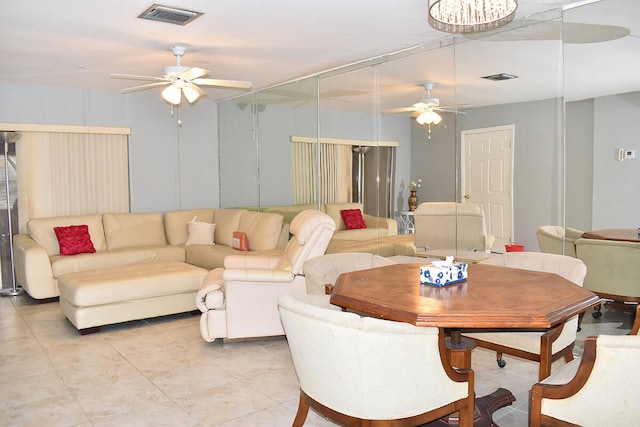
(16, 130, 129, 231)
(292, 140, 352, 204)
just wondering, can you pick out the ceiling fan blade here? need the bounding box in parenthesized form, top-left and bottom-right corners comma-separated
(110, 73, 169, 82)
(382, 107, 416, 114)
(193, 78, 252, 89)
(179, 67, 209, 81)
(120, 81, 171, 94)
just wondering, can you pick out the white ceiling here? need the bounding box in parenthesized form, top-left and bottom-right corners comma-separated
(2, 0, 639, 108)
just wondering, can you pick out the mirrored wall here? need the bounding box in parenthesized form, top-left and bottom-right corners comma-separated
(218, 0, 639, 253)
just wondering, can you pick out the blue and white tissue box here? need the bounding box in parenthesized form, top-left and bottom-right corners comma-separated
(420, 256, 468, 287)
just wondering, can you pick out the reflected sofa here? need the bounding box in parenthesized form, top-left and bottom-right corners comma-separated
(13, 208, 286, 300)
(244, 202, 398, 240)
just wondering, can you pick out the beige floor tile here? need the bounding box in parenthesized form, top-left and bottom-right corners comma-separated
(0, 293, 633, 427)
(4, 394, 89, 427)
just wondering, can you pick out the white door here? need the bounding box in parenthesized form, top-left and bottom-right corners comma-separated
(461, 125, 514, 252)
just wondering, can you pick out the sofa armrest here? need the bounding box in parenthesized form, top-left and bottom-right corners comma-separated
(224, 254, 282, 270)
(223, 268, 295, 282)
(363, 214, 398, 236)
(13, 234, 57, 299)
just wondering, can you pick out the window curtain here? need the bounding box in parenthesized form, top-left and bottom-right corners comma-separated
(16, 131, 129, 231)
(292, 140, 352, 204)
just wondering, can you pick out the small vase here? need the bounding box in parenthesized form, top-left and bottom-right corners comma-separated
(408, 190, 418, 212)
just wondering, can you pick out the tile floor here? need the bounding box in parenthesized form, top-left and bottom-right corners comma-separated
(0, 294, 633, 427)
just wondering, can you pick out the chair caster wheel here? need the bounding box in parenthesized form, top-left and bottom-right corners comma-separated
(497, 359, 506, 368)
(592, 311, 602, 319)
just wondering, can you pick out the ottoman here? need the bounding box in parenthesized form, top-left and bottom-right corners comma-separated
(58, 261, 208, 334)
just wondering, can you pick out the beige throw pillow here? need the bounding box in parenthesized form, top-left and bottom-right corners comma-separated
(186, 217, 216, 246)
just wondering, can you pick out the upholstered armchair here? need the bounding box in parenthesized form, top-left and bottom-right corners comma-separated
(536, 225, 583, 257)
(303, 252, 397, 295)
(575, 237, 640, 318)
(413, 202, 494, 253)
(197, 209, 336, 342)
(463, 252, 588, 381)
(530, 333, 640, 426)
(278, 293, 475, 427)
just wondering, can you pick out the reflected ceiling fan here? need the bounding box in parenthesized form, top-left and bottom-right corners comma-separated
(383, 83, 464, 138)
(110, 45, 252, 106)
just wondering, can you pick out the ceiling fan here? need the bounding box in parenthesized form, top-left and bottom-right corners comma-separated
(110, 45, 252, 106)
(383, 83, 465, 138)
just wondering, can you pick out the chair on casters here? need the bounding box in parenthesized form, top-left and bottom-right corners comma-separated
(575, 237, 640, 320)
(196, 209, 336, 342)
(462, 252, 588, 381)
(278, 293, 475, 427)
(303, 252, 397, 295)
(529, 306, 640, 426)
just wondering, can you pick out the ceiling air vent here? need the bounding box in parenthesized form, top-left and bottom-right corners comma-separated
(481, 73, 519, 81)
(138, 4, 203, 26)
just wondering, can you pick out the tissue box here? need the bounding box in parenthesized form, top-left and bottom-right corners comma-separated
(420, 262, 468, 287)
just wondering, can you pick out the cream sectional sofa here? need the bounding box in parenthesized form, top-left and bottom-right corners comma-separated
(245, 202, 398, 240)
(13, 208, 286, 301)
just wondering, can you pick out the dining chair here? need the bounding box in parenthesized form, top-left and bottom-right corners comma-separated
(529, 332, 640, 426)
(462, 252, 587, 381)
(278, 293, 475, 427)
(536, 225, 583, 257)
(575, 237, 640, 319)
(302, 252, 396, 295)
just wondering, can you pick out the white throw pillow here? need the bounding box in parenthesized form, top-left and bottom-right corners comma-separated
(186, 218, 216, 246)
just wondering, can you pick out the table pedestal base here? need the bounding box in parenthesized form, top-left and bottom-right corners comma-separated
(424, 331, 516, 426)
(422, 388, 515, 427)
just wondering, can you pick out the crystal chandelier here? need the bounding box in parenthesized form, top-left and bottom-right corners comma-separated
(428, 0, 518, 33)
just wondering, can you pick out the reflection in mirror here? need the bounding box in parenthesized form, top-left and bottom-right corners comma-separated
(217, 3, 640, 255)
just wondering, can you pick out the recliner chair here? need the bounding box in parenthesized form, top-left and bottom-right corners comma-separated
(196, 209, 336, 342)
(414, 202, 494, 253)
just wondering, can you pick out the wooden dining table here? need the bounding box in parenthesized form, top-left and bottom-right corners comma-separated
(581, 228, 640, 242)
(330, 263, 600, 427)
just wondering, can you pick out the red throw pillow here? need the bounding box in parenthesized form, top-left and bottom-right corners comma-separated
(53, 225, 96, 255)
(340, 209, 367, 230)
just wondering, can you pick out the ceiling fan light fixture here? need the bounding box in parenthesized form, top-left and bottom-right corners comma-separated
(162, 84, 182, 105)
(182, 85, 201, 104)
(416, 109, 442, 125)
(428, 0, 518, 33)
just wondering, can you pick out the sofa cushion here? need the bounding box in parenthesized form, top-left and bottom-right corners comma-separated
(325, 203, 363, 231)
(164, 209, 216, 246)
(103, 212, 166, 250)
(238, 210, 284, 251)
(213, 209, 244, 247)
(54, 225, 96, 255)
(51, 248, 160, 278)
(28, 214, 106, 256)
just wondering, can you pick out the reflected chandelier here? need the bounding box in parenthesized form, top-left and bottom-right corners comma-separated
(428, 0, 518, 33)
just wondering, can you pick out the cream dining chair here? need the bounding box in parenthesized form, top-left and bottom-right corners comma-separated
(462, 252, 588, 381)
(278, 293, 475, 427)
(536, 225, 583, 257)
(529, 305, 640, 426)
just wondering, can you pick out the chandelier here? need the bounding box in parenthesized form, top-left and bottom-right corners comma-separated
(428, 0, 518, 33)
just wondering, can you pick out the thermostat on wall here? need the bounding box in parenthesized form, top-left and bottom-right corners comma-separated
(618, 148, 636, 161)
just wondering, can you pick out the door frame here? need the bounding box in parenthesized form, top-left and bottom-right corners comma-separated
(460, 124, 515, 250)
